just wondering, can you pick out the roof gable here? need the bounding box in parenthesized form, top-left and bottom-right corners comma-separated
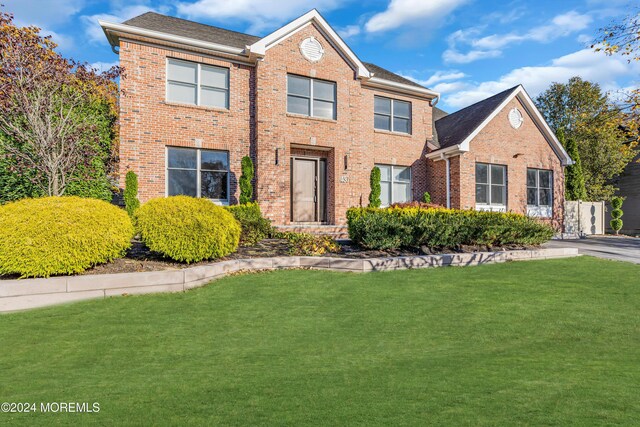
(430, 85, 573, 166)
(249, 9, 370, 79)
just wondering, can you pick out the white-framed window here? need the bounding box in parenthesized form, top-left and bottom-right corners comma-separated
(374, 96, 411, 134)
(166, 147, 229, 203)
(376, 164, 412, 206)
(287, 75, 336, 119)
(166, 58, 229, 109)
(476, 163, 506, 211)
(527, 168, 553, 217)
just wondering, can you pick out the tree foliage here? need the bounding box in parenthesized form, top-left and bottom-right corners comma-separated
(0, 11, 120, 201)
(239, 156, 254, 204)
(593, 8, 640, 112)
(559, 129, 587, 201)
(535, 77, 638, 201)
(368, 166, 381, 208)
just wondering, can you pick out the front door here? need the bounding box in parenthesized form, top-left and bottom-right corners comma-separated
(291, 157, 326, 222)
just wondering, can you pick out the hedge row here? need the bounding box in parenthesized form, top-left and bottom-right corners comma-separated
(346, 207, 554, 250)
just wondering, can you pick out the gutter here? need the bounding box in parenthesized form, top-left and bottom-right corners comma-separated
(363, 76, 439, 100)
(99, 21, 248, 57)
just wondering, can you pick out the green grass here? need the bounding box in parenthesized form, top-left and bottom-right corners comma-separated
(1, 257, 640, 426)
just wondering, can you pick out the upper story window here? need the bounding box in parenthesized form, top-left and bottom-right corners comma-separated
(287, 75, 336, 119)
(166, 59, 229, 109)
(527, 168, 553, 217)
(167, 147, 229, 203)
(376, 164, 412, 207)
(374, 96, 411, 134)
(476, 163, 506, 211)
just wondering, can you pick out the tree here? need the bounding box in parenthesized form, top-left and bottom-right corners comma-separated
(535, 77, 637, 200)
(593, 8, 640, 113)
(124, 170, 140, 217)
(558, 129, 587, 201)
(0, 11, 120, 199)
(239, 156, 254, 204)
(368, 166, 381, 208)
(609, 197, 624, 234)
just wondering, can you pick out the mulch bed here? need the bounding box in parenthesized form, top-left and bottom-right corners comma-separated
(0, 238, 537, 279)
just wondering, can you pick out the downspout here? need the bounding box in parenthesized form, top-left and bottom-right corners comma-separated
(445, 157, 451, 209)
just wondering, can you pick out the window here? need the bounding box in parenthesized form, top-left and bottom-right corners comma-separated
(374, 96, 411, 134)
(527, 168, 553, 217)
(287, 75, 336, 119)
(167, 147, 229, 202)
(376, 164, 412, 206)
(476, 163, 506, 210)
(167, 59, 229, 108)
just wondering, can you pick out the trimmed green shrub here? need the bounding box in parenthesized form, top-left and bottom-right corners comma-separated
(0, 196, 134, 278)
(225, 202, 272, 246)
(369, 166, 381, 208)
(610, 197, 624, 234)
(135, 196, 241, 262)
(124, 170, 140, 217)
(347, 207, 554, 250)
(239, 156, 254, 204)
(422, 192, 431, 204)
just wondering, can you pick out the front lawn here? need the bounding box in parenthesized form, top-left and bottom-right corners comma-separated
(1, 257, 639, 425)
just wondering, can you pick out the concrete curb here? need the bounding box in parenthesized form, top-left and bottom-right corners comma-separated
(0, 247, 580, 313)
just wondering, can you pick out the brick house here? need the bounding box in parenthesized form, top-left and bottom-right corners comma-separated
(100, 9, 572, 231)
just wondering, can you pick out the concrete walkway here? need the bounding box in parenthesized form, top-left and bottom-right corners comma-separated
(545, 236, 640, 264)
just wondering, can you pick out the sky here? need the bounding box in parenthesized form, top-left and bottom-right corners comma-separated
(4, 0, 639, 112)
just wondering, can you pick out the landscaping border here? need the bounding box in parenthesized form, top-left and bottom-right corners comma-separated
(0, 247, 579, 313)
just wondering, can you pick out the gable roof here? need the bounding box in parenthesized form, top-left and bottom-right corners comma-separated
(99, 11, 437, 99)
(428, 85, 573, 166)
(122, 12, 260, 49)
(434, 86, 518, 150)
(248, 9, 370, 78)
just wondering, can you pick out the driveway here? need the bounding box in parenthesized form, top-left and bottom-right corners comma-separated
(545, 236, 640, 264)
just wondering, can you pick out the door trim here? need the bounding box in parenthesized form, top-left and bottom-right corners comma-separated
(290, 156, 327, 223)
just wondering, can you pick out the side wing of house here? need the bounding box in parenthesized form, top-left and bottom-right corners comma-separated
(426, 85, 572, 229)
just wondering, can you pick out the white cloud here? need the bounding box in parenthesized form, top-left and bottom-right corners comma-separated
(176, 0, 345, 34)
(444, 11, 593, 64)
(337, 25, 361, 39)
(365, 0, 468, 33)
(442, 48, 501, 64)
(421, 70, 467, 86)
(82, 5, 161, 44)
(431, 81, 469, 94)
(443, 49, 640, 109)
(5, 0, 86, 27)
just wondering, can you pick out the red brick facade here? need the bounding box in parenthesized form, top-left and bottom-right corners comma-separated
(116, 17, 566, 229)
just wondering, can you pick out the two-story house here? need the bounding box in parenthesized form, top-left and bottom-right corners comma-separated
(100, 9, 572, 232)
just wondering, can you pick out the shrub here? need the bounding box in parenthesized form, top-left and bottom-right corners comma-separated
(0, 196, 134, 278)
(124, 170, 140, 217)
(275, 231, 341, 256)
(422, 192, 431, 204)
(347, 207, 554, 250)
(610, 197, 624, 234)
(225, 202, 272, 246)
(135, 196, 241, 263)
(368, 166, 381, 208)
(239, 156, 254, 204)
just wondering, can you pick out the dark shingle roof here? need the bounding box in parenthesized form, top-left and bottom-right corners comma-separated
(433, 86, 520, 149)
(122, 12, 261, 49)
(363, 62, 427, 89)
(120, 13, 428, 89)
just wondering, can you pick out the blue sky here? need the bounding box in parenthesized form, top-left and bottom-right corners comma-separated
(4, 0, 638, 111)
